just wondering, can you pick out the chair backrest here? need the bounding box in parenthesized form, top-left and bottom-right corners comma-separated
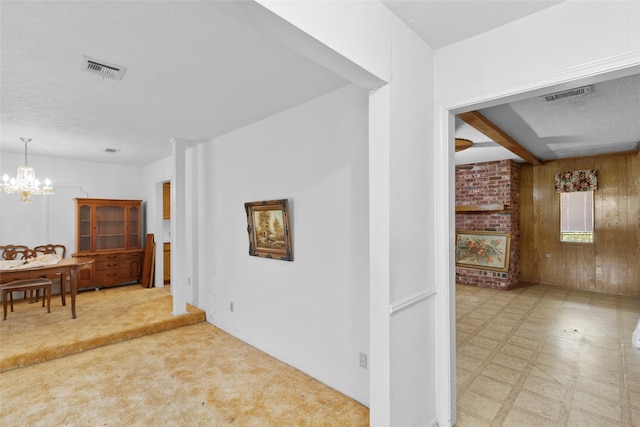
(0, 245, 33, 260)
(33, 244, 67, 258)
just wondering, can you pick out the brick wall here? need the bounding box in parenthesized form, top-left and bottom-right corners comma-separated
(455, 160, 520, 290)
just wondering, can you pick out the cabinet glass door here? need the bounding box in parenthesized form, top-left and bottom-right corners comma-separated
(128, 205, 140, 249)
(78, 205, 92, 251)
(96, 205, 125, 250)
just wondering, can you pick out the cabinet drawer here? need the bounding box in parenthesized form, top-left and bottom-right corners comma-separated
(95, 267, 131, 285)
(94, 252, 130, 263)
(127, 252, 142, 261)
(96, 259, 128, 269)
(73, 249, 143, 287)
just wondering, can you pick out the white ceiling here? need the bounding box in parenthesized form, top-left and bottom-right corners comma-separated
(2, 1, 638, 168)
(0, 1, 349, 166)
(382, 0, 563, 50)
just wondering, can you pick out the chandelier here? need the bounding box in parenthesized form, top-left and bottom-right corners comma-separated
(1, 137, 54, 202)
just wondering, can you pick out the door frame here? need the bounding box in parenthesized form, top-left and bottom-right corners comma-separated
(434, 53, 640, 425)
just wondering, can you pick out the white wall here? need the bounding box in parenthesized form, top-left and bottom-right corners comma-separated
(252, 4, 439, 424)
(384, 12, 436, 427)
(210, 84, 370, 403)
(248, 0, 391, 86)
(143, 85, 371, 402)
(434, 0, 640, 104)
(0, 151, 144, 253)
(142, 2, 440, 422)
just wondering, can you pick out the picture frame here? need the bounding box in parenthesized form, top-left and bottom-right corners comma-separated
(455, 230, 510, 271)
(244, 199, 293, 261)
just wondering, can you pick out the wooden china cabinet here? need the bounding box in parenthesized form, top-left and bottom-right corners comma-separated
(73, 198, 143, 289)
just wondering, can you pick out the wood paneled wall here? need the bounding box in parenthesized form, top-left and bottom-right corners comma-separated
(520, 151, 640, 296)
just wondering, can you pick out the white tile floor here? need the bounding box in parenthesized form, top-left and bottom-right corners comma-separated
(455, 284, 640, 426)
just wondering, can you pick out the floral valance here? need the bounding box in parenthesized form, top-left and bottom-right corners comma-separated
(554, 170, 598, 193)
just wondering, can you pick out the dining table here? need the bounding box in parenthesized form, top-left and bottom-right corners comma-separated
(0, 257, 94, 319)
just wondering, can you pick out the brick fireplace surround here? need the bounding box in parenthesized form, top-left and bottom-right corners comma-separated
(455, 160, 520, 290)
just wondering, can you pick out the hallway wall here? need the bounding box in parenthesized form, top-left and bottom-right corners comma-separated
(207, 85, 371, 403)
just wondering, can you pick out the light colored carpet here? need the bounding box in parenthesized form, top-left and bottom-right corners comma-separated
(0, 285, 369, 426)
(0, 284, 205, 372)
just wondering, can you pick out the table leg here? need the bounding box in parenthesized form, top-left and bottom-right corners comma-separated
(46, 283, 51, 313)
(2, 289, 7, 320)
(70, 267, 77, 319)
(61, 272, 67, 306)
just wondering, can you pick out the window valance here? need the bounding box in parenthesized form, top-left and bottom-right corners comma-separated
(554, 170, 598, 193)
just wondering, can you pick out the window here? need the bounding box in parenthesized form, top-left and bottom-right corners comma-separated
(560, 191, 594, 243)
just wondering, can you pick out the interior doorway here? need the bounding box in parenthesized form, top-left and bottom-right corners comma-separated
(162, 181, 171, 285)
(443, 64, 640, 425)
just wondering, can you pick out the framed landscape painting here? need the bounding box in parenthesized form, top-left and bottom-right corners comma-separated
(455, 230, 510, 271)
(244, 199, 293, 261)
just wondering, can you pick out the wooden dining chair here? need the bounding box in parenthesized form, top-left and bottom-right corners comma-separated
(0, 245, 39, 302)
(33, 244, 68, 305)
(2, 278, 52, 320)
(0, 245, 33, 261)
(32, 244, 67, 259)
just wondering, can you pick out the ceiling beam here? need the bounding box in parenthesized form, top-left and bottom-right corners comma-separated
(457, 110, 543, 166)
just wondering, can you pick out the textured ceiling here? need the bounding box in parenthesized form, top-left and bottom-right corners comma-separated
(1, 1, 637, 168)
(0, 1, 349, 166)
(455, 73, 640, 165)
(480, 74, 640, 161)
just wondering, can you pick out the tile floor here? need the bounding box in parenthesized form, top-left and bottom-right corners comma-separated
(455, 283, 640, 427)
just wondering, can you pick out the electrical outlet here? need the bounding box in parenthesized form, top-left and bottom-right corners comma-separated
(596, 267, 602, 275)
(359, 352, 368, 369)
(230, 302, 234, 312)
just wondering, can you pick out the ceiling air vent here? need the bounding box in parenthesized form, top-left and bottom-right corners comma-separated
(541, 85, 593, 102)
(82, 56, 127, 81)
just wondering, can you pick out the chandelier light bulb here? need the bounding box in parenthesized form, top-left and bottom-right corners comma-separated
(0, 137, 54, 202)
